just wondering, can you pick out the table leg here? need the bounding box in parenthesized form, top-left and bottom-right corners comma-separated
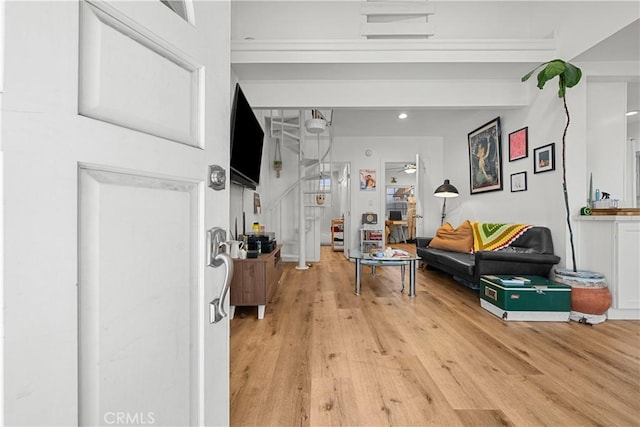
(355, 258, 361, 295)
(409, 260, 416, 297)
(400, 264, 406, 293)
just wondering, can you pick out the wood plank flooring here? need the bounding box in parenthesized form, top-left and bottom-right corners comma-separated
(230, 245, 640, 426)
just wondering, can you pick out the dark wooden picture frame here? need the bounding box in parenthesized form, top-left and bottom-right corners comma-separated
(468, 117, 503, 194)
(508, 127, 528, 161)
(510, 171, 527, 192)
(533, 143, 555, 174)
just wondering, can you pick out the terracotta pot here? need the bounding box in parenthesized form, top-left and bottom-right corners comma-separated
(553, 269, 612, 315)
(570, 286, 612, 315)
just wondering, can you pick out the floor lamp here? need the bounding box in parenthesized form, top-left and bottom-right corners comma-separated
(434, 179, 459, 225)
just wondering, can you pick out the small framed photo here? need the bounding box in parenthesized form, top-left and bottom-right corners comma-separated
(533, 143, 555, 174)
(359, 169, 377, 191)
(510, 171, 527, 192)
(508, 127, 528, 161)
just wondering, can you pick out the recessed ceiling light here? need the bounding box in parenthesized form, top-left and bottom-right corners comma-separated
(626, 110, 639, 117)
(398, 113, 408, 120)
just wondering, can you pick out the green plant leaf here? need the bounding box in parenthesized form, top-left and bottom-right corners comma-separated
(521, 62, 548, 82)
(557, 78, 566, 98)
(563, 63, 582, 88)
(535, 61, 562, 89)
(522, 58, 582, 98)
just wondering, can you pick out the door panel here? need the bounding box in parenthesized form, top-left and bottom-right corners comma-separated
(2, 1, 231, 425)
(78, 167, 200, 426)
(79, 2, 203, 147)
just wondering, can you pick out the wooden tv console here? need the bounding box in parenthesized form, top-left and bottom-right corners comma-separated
(229, 244, 282, 320)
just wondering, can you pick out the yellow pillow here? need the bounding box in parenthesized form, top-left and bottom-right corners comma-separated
(428, 220, 473, 254)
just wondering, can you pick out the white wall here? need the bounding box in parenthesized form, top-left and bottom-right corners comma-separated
(439, 83, 589, 270)
(332, 136, 444, 253)
(587, 82, 627, 205)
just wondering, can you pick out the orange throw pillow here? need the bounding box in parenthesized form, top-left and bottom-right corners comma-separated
(428, 220, 473, 254)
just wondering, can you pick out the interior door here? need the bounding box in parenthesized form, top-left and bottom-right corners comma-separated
(414, 153, 425, 238)
(2, 1, 230, 425)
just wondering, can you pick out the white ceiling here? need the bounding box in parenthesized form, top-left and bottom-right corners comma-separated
(330, 20, 640, 136)
(235, 13, 639, 137)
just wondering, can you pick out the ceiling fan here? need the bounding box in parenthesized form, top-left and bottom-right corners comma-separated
(387, 163, 417, 174)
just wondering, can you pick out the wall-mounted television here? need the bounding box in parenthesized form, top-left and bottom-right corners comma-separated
(230, 83, 264, 190)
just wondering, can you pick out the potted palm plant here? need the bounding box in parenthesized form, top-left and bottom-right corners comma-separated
(522, 59, 611, 320)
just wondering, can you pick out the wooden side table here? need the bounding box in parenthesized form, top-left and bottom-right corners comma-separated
(229, 245, 282, 319)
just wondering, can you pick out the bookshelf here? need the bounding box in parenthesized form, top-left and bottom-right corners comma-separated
(360, 226, 384, 254)
(331, 218, 344, 251)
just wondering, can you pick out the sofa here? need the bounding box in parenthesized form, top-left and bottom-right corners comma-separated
(415, 221, 561, 289)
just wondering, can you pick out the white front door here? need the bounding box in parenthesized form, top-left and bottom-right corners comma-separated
(2, 1, 230, 425)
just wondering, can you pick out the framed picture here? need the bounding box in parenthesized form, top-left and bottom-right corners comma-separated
(510, 171, 527, 192)
(253, 192, 261, 214)
(359, 169, 376, 191)
(533, 143, 555, 174)
(508, 127, 528, 161)
(468, 117, 503, 194)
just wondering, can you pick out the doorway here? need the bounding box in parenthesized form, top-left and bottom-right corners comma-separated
(385, 162, 417, 244)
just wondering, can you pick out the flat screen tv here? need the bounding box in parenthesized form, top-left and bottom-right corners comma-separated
(230, 84, 264, 190)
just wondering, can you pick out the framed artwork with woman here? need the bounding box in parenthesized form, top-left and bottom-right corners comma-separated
(468, 117, 503, 194)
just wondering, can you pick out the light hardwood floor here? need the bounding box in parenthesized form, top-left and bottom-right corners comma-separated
(230, 245, 640, 426)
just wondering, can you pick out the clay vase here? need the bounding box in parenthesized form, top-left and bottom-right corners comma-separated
(553, 269, 612, 315)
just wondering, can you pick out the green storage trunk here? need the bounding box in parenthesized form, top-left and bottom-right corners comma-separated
(480, 275, 571, 321)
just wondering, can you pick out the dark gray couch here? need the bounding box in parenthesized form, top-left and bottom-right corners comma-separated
(415, 226, 561, 289)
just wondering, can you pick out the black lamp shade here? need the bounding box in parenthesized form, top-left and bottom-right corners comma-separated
(434, 179, 459, 198)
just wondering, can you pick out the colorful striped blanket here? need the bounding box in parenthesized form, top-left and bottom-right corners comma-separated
(470, 222, 533, 253)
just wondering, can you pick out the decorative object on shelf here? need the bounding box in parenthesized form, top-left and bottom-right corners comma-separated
(533, 143, 556, 174)
(508, 127, 528, 161)
(587, 172, 593, 208)
(468, 117, 503, 194)
(361, 212, 378, 225)
(316, 194, 325, 205)
(273, 137, 282, 178)
(510, 171, 527, 192)
(433, 179, 459, 225)
(359, 169, 376, 191)
(580, 206, 592, 215)
(390, 176, 397, 184)
(522, 58, 582, 271)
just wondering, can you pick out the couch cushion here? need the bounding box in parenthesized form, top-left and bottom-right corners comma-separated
(428, 220, 473, 253)
(428, 248, 475, 277)
(470, 222, 533, 253)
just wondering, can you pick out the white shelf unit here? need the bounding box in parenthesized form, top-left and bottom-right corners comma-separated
(331, 218, 344, 251)
(360, 226, 384, 254)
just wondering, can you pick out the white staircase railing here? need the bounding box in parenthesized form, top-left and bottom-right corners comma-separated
(268, 109, 333, 265)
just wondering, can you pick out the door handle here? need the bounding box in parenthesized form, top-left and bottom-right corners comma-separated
(207, 227, 234, 324)
(210, 252, 233, 324)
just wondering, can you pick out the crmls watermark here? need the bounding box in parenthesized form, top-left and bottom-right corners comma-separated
(103, 411, 156, 425)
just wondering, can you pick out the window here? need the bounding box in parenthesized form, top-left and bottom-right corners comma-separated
(385, 186, 413, 218)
